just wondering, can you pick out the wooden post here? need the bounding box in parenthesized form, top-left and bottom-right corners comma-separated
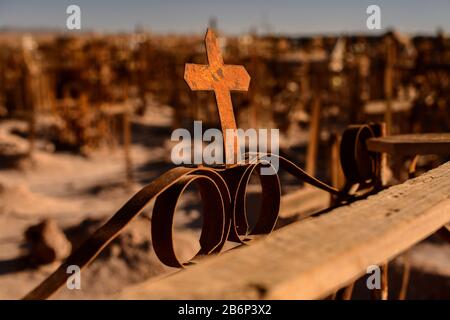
(78, 94, 90, 152)
(378, 122, 389, 186)
(330, 130, 353, 300)
(123, 110, 133, 184)
(122, 84, 133, 184)
(380, 263, 389, 300)
(306, 95, 320, 176)
(330, 133, 345, 189)
(384, 36, 395, 135)
(27, 88, 36, 158)
(329, 133, 345, 205)
(24, 61, 38, 158)
(398, 252, 410, 300)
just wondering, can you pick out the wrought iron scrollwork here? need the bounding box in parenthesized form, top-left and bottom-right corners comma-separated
(23, 123, 381, 299)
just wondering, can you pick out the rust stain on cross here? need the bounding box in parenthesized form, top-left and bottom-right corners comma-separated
(184, 28, 251, 165)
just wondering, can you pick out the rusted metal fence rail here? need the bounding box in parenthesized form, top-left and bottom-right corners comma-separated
(117, 161, 450, 300)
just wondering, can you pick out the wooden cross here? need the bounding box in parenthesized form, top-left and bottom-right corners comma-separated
(184, 29, 250, 164)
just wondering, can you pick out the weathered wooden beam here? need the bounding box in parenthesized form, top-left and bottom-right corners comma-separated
(367, 133, 450, 156)
(117, 161, 450, 300)
(279, 187, 329, 219)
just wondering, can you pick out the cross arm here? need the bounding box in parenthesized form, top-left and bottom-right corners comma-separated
(222, 65, 250, 91)
(184, 64, 214, 91)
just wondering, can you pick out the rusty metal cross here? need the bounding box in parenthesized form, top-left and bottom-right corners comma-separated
(184, 29, 250, 164)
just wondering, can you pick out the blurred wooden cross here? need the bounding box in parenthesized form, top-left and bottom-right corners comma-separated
(184, 29, 250, 165)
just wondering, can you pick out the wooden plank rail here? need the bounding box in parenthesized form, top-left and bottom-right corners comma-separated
(279, 187, 329, 219)
(367, 133, 450, 156)
(117, 161, 450, 300)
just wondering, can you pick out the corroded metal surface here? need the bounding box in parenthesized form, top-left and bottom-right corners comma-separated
(23, 128, 379, 299)
(185, 29, 250, 164)
(340, 124, 381, 194)
(23, 153, 351, 300)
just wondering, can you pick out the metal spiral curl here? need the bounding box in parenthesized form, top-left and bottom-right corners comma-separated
(23, 124, 380, 300)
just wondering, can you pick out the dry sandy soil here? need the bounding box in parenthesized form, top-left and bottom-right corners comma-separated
(0, 113, 204, 299)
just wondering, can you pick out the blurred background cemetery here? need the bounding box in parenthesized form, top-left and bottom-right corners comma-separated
(0, 0, 449, 299)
